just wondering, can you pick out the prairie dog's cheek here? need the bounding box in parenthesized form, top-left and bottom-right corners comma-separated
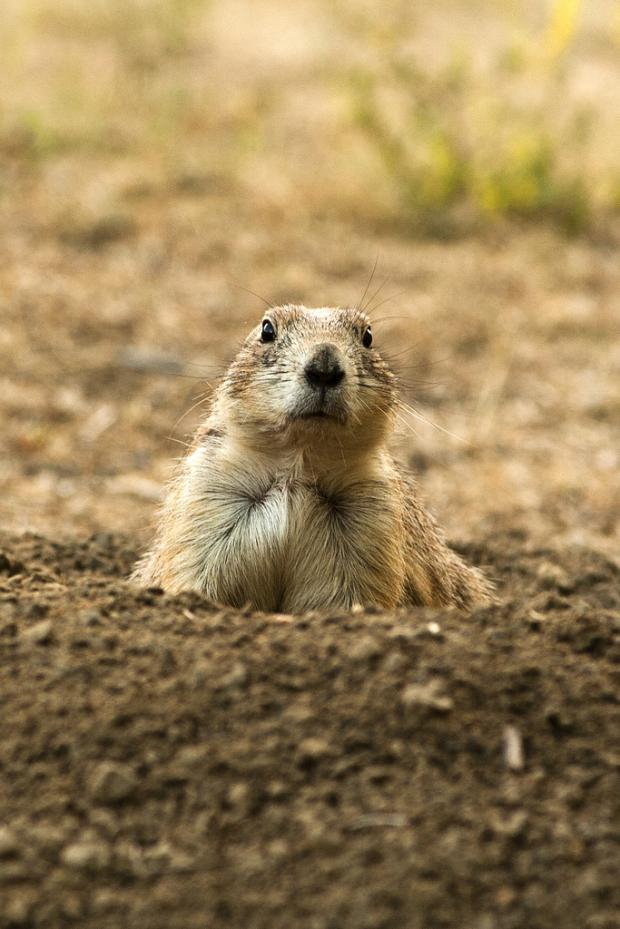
(260, 347, 278, 369)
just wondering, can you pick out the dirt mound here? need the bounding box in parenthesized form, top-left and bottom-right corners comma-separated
(1, 532, 619, 929)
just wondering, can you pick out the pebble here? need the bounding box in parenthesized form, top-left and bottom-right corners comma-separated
(536, 560, 570, 590)
(226, 782, 250, 810)
(490, 809, 528, 837)
(298, 737, 330, 761)
(89, 762, 137, 804)
(503, 725, 525, 771)
(189, 660, 211, 688)
(93, 888, 124, 914)
(80, 610, 102, 627)
(401, 679, 454, 712)
(24, 824, 67, 852)
(267, 780, 289, 799)
(383, 651, 407, 674)
(348, 635, 381, 662)
(0, 861, 29, 885)
(387, 624, 417, 641)
(267, 838, 289, 859)
(61, 838, 111, 872)
(174, 745, 209, 769)
(4, 894, 34, 925)
(114, 840, 148, 879)
(284, 700, 314, 723)
(218, 661, 248, 690)
(0, 825, 19, 858)
(22, 620, 53, 645)
(143, 841, 194, 874)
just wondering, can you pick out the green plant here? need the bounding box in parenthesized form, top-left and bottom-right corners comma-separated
(346, 0, 599, 234)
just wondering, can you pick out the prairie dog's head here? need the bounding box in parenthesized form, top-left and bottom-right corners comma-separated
(219, 305, 397, 451)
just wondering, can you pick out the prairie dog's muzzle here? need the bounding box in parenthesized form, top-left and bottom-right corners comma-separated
(304, 343, 345, 390)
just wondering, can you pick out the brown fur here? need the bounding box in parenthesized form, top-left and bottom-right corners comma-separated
(132, 305, 493, 611)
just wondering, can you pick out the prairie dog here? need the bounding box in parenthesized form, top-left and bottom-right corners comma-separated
(132, 305, 493, 612)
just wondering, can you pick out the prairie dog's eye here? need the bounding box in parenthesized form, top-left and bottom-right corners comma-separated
(261, 319, 276, 343)
(362, 326, 373, 349)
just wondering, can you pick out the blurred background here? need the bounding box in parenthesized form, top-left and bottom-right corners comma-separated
(1, 0, 619, 560)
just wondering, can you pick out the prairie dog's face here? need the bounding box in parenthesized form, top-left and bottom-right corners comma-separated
(221, 305, 397, 450)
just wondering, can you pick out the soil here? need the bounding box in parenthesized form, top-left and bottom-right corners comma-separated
(1, 529, 619, 929)
(2, 5, 620, 926)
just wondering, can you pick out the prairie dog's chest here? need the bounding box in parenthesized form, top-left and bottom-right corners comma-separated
(205, 476, 335, 544)
(198, 476, 346, 609)
(186, 446, 403, 609)
(200, 469, 366, 569)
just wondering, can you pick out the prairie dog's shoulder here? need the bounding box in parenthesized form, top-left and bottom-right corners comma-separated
(396, 468, 494, 608)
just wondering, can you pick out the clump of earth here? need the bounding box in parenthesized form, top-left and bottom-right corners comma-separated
(1, 529, 618, 929)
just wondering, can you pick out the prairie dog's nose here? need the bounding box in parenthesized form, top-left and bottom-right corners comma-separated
(304, 343, 345, 389)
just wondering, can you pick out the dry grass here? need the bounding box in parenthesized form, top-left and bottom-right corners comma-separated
(3, 0, 620, 227)
(345, 0, 620, 233)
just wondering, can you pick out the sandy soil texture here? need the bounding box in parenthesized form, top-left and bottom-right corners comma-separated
(1, 530, 619, 929)
(2, 3, 620, 926)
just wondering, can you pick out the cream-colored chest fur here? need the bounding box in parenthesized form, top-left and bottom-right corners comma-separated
(159, 442, 406, 611)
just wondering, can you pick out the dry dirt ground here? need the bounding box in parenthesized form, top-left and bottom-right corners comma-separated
(1, 531, 619, 929)
(1, 225, 619, 929)
(2, 1, 620, 927)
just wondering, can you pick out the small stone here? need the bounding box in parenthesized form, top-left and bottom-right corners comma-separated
(189, 660, 210, 688)
(298, 737, 330, 762)
(60, 894, 83, 920)
(536, 561, 570, 590)
(87, 810, 119, 839)
(89, 762, 137, 804)
(491, 810, 528, 837)
(401, 679, 453, 712)
(267, 780, 288, 800)
(284, 700, 314, 723)
(527, 610, 547, 630)
(114, 840, 147, 878)
(226, 782, 249, 808)
(174, 745, 208, 769)
(349, 635, 381, 662)
(495, 886, 517, 908)
(25, 824, 67, 851)
(407, 621, 445, 641)
(0, 826, 19, 858)
(225, 781, 252, 819)
(387, 625, 417, 641)
(61, 838, 111, 872)
(503, 725, 525, 771)
(4, 893, 34, 925)
(0, 861, 29, 884)
(22, 620, 53, 645)
(270, 613, 294, 624)
(383, 651, 407, 674)
(93, 888, 122, 914)
(218, 661, 248, 690)
(143, 841, 194, 874)
(81, 610, 102, 627)
(267, 838, 289, 859)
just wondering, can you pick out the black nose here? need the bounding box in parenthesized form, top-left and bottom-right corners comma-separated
(304, 344, 345, 389)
